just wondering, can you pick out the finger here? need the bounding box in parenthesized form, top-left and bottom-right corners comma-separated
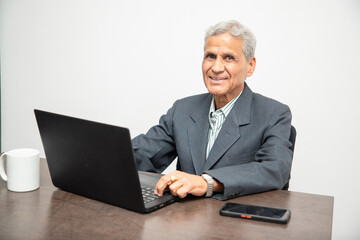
(155, 171, 183, 196)
(175, 185, 189, 198)
(169, 180, 184, 197)
(154, 175, 171, 196)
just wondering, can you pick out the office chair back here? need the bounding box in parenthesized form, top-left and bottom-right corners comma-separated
(289, 125, 296, 153)
(282, 125, 296, 190)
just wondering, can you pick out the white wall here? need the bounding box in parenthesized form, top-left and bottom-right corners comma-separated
(1, 0, 359, 239)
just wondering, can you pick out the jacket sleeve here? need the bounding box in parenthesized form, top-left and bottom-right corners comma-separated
(132, 102, 178, 173)
(205, 104, 293, 200)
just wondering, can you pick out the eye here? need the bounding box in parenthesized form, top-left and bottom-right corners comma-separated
(225, 55, 235, 61)
(205, 53, 216, 59)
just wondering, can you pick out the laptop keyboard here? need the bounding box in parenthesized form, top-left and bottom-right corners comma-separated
(141, 187, 160, 204)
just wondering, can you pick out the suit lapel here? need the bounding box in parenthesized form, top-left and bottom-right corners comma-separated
(202, 84, 253, 171)
(187, 94, 212, 175)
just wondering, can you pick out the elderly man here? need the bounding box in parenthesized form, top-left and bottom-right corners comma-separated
(132, 20, 292, 200)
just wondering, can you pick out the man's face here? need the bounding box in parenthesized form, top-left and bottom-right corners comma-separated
(202, 32, 256, 106)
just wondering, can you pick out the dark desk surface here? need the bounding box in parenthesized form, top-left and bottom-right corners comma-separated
(0, 159, 333, 240)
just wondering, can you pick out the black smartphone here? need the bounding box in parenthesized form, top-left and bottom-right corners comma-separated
(219, 202, 291, 224)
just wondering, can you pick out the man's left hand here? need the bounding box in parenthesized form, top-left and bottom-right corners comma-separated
(154, 170, 207, 198)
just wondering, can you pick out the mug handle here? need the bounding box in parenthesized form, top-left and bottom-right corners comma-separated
(0, 153, 8, 181)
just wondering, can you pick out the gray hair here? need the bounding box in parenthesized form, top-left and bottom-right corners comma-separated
(204, 20, 256, 61)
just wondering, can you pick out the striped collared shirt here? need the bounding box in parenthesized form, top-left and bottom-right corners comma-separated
(206, 92, 242, 159)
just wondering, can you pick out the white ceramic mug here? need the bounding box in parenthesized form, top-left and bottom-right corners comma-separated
(0, 148, 40, 192)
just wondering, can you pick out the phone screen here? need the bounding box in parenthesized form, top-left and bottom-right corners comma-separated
(222, 203, 287, 218)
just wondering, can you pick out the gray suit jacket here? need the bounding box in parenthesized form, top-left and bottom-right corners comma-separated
(132, 83, 293, 200)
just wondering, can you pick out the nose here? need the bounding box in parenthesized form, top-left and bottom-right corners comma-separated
(211, 57, 225, 73)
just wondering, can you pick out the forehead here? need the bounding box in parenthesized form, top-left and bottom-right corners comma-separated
(204, 33, 244, 55)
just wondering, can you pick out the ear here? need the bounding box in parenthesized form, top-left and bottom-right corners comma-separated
(246, 57, 256, 77)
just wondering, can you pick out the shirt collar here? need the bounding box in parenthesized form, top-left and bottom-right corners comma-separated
(208, 91, 243, 118)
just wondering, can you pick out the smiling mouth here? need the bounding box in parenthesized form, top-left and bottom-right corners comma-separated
(209, 76, 228, 81)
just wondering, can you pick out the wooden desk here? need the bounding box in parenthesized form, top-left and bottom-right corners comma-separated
(0, 159, 333, 240)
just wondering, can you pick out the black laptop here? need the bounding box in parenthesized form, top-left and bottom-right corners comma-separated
(34, 109, 176, 213)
